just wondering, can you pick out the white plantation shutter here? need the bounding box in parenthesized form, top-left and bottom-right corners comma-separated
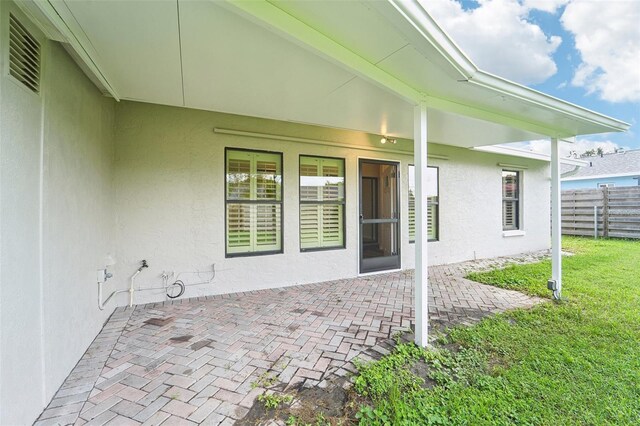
(255, 204, 280, 249)
(227, 158, 251, 199)
(502, 170, 520, 230)
(427, 197, 438, 240)
(300, 204, 321, 247)
(408, 165, 438, 241)
(321, 204, 342, 244)
(227, 204, 251, 250)
(409, 189, 416, 240)
(226, 150, 282, 255)
(300, 156, 345, 250)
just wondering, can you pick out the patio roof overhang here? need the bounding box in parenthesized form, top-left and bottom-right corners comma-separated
(23, 0, 628, 149)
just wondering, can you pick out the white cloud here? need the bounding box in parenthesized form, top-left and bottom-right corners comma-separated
(509, 138, 621, 156)
(561, 0, 640, 102)
(523, 0, 569, 13)
(421, 0, 562, 85)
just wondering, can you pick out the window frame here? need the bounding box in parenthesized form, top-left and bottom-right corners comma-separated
(299, 154, 347, 252)
(502, 169, 521, 231)
(224, 147, 284, 258)
(408, 164, 439, 243)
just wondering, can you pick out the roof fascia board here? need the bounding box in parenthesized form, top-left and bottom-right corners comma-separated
(470, 71, 630, 133)
(30, 0, 120, 100)
(563, 171, 640, 181)
(370, 0, 476, 79)
(472, 145, 549, 161)
(14, 0, 65, 41)
(472, 145, 589, 166)
(379, 0, 629, 135)
(219, 0, 420, 105)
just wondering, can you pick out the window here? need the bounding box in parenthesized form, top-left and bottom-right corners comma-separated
(225, 149, 282, 256)
(408, 165, 439, 242)
(502, 170, 520, 230)
(299, 156, 345, 250)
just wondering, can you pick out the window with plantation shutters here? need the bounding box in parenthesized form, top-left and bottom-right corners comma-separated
(300, 156, 345, 250)
(226, 149, 282, 256)
(408, 165, 439, 242)
(502, 170, 520, 230)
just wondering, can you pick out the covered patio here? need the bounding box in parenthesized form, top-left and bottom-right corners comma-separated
(36, 253, 544, 425)
(1, 1, 630, 424)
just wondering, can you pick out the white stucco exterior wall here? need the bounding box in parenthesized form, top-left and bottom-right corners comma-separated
(41, 43, 116, 401)
(111, 101, 550, 305)
(0, 4, 116, 423)
(0, 8, 550, 423)
(0, 4, 45, 423)
(401, 147, 551, 269)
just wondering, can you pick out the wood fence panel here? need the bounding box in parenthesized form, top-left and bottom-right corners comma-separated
(562, 187, 640, 239)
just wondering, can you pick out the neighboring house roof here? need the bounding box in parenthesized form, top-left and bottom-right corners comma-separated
(561, 163, 578, 175)
(562, 149, 640, 180)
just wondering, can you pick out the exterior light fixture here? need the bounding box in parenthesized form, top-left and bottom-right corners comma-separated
(380, 136, 397, 144)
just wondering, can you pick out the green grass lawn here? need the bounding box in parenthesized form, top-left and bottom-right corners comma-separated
(353, 237, 640, 425)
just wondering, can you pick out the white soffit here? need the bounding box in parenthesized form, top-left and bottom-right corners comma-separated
(62, 0, 183, 106)
(268, 0, 410, 66)
(45, 0, 628, 146)
(179, 1, 354, 122)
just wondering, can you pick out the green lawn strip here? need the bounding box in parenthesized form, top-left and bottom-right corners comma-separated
(353, 237, 640, 425)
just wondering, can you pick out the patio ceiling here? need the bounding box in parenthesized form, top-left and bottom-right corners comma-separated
(28, 0, 628, 148)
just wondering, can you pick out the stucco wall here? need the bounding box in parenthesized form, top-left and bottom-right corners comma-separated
(1, 7, 551, 422)
(41, 43, 116, 403)
(401, 146, 551, 268)
(0, 4, 116, 423)
(112, 101, 551, 305)
(0, 4, 45, 423)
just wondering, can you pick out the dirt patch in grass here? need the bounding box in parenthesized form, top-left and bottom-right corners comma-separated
(408, 359, 438, 389)
(237, 377, 360, 426)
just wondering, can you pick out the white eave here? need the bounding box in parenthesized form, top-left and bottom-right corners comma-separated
(563, 171, 640, 181)
(472, 145, 589, 166)
(27, 0, 629, 147)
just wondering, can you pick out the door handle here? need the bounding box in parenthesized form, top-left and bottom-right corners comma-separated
(359, 214, 364, 223)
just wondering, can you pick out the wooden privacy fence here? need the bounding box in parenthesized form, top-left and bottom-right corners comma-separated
(562, 186, 640, 239)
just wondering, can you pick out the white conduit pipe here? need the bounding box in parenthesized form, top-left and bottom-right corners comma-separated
(98, 260, 148, 310)
(130, 269, 141, 307)
(98, 283, 128, 311)
(129, 260, 148, 307)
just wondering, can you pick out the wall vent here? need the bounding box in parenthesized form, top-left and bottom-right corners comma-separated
(8, 13, 41, 94)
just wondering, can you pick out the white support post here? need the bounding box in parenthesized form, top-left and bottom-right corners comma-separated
(551, 137, 562, 299)
(414, 102, 429, 346)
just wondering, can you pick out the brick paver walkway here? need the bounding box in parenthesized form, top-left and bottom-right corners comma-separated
(36, 252, 546, 425)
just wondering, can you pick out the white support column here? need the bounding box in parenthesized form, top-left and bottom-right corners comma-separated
(550, 137, 562, 299)
(414, 102, 429, 346)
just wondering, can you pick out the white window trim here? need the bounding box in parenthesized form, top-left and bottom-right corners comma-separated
(503, 230, 526, 237)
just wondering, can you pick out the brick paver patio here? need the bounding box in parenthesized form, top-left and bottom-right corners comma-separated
(36, 252, 546, 425)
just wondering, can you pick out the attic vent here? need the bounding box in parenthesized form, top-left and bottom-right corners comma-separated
(8, 14, 41, 93)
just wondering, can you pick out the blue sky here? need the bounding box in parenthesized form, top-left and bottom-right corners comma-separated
(527, 5, 638, 150)
(424, 0, 640, 153)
